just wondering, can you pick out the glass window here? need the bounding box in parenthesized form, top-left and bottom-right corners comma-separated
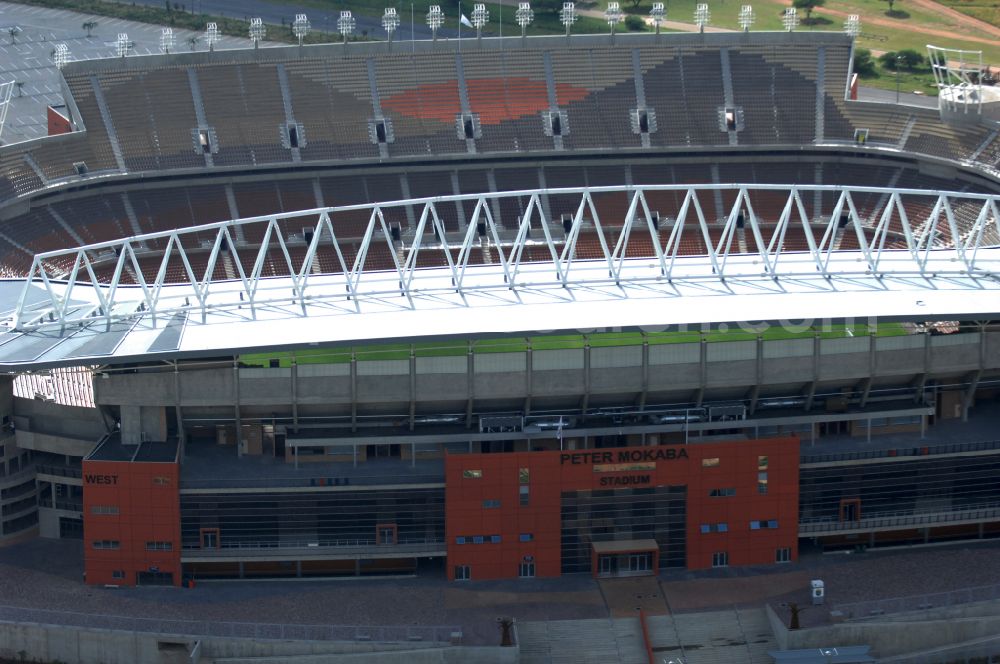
(519, 533, 533, 542)
(776, 547, 792, 563)
(112, 570, 125, 580)
(455, 536, 466, 545)
(518, 562, 536, 578)
(473, 535, 484, 544)
(519, 468, 530, 484)
(709, 488, 736, 497)
(718, 523, 728, 533)
(700, 524, 711, 534)
(750, 520, 761, 530)
(463, 469, 482, 479)
(455, 565, 471, 581)
(702, 457, 720, 467)
(490, 535, 502, 544)
(757, 455, 768, 470)
(712, 551, 728, 568)
(519, 485, 530, 506)
(768, 519, 779, 529)
(483, 499, 501, 509)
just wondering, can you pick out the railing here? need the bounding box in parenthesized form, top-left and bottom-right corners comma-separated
(35, 463, 83, 479)
(181, 537, 445, 552)
(181, 473, 444, 489)
(835, 583, 1000, 621)
(798, 502, 1000, 534)
(801, 438, 1000, 464)
(0, 604, 460, 644)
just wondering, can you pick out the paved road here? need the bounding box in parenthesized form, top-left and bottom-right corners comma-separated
(107, 0, 457, 40)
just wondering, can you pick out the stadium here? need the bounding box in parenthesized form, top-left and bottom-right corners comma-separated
(0, 5, 997, 637)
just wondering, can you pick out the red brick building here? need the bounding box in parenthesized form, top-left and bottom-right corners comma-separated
(82, 437, 181, 587)
(445, 437, 799, 581)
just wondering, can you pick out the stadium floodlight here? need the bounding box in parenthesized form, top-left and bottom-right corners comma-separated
(292, 14, 310, 47)
(738, 5, 754, 31)
(560, 2, 577, 37)
(427, 5, 444, 41)
(160, 27, 175, 54)
(605, 2, 623, 38)
(694, 4, 710, 32)
(783, 7, 798, 31)
(383, 8, 400, 46)
(844, 14, 861, 37)
(115, 33, 130, 58)
(337, 11, 356, 43)
(205, 22, 220, 52)
(649, 3, 666, 35)
(52, 43, 70, 70)
(249, 17, 265, 48)
(515, 2, 534, 39)
(471, 3, 489, 40)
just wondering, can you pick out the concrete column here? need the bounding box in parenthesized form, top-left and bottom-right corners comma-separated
(291, 358, 299, 433)
(580, 341, 591, 416)
(524, 342, 533, 417)
(465, 343, 475, 428)
(233, 360, 242, 457)
(350, 352, 358, 433)
(173, 364, 185, 455)
(408, 347, 416, 431)
(638, 340, 649, 410)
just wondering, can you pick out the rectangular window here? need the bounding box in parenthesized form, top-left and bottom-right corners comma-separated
(482, 499, 501, 509)
(519, 484, 530, 506)
(709, 488, 736, 497)
(152, 476, 171, 486)
(490, 535, 502, 544)
(92, 540, 120, 550)
(712, 551, 728, 568)
(701, 523, 729, 534)
(145, 541, 173, 551)
(751, 520, 779, 530)
(768, 519, 779, 529)
(518, 562, 536, 578)
(463, 469, 482, 479)
(519, 468, 530, 484)
(776, 547, 792, 563)
(90, 505, 119, 515)
(593, 462, 656, 473)
(519, 533, 533, 542)
(473, 535, 484, 544)
(455, 565, 471, 581)
(702, 457, 720, 467)
(751, 520, 760, 530)
(758, 471, 768, 495)
(111, 570, 125, 580)
(455, 536, 467, 545)
(758, 455, 769, 469)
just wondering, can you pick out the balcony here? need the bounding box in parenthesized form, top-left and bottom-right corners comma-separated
(798, 502, 1000, 536)
(181, 537, 446, 563)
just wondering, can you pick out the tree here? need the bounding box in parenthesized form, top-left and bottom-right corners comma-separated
(879, 49, 924, 71)
(625, 14, 645, 30)
(853, 48, 878, 78)
(82, 21, 97, 37)
(792, 0, 826, 21)
(629, 0, 643, 8)
(882, 0, 899, 14)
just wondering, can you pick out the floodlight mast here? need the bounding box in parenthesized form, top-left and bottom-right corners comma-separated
(427, 5, 444, 41)
(52, 43, 70, 70)
(160, 27, 175, 54)
(292, 14, 310, 47)
(783, 7, 798, 31)
(694, 4, 710, 32)
(604, 2, 623, 40)
(205, 22, 219, 52)
(337, 11, 355, 43)
(649, 3, 665, 35)
(249, 17, 265, 49)
(560, 2, 577, 37)
(844, 14, 860, 37)
(515, 2, 533, 39)
(115, 33, 129, 58)
(471, 3, 489, 41)
(383, 8, 400, 47)
(738, 5, 754, 31)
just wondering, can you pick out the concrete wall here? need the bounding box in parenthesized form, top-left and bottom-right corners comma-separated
(12, 397, 105, 441)
(781, 612, 1000, 658)
(0, 621, 515, 664)
(93, 333, 998, 413)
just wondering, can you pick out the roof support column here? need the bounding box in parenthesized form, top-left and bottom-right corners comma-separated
(291, 357, 299, 434)
(233, 359, 241, 458)
(523, 341, 533, 417)
(465, 342, 475, 429)
(350, 351, 358, 433)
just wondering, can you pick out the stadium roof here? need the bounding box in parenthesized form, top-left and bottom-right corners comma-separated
(0, 184, 997, 369)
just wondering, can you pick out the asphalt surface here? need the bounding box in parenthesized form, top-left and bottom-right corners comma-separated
(108, 0, 459, 40)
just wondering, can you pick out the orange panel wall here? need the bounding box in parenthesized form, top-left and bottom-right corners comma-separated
(445, 437, 799, 580)
(47, 106, 72, 136)
(82, 459, 181, 587)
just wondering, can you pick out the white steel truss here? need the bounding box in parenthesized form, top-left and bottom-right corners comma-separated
(10, 184, 1000, 332)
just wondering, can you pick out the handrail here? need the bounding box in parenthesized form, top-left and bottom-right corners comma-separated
(638, 609, 656, 664)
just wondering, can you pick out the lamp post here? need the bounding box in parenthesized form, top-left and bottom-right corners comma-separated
(292, 14, 310, 47)
(427, 5, 444, 41)
(560, 2, 576, 38)
(649, 3, 665, 35)
(604, 2, 623, 41)
(515, 2, 533, 40)
(383, 8, 400, 49)
(896, 54, 903, 103)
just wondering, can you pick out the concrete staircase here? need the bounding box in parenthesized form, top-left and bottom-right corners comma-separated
(518, 617, 646, 664)
(644, 608, 777, 664)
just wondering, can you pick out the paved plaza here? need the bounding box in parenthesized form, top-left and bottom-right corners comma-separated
(0, 1, 255, 144)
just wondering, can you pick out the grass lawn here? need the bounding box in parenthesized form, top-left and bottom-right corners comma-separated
(936, 0, 1000, 27)
(856, 66, 939, 96)
(241, 322, 908, 366)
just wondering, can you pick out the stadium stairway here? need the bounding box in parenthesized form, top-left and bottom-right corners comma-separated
(643, 608, 777, 664)
(517, 617, 647, 664)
